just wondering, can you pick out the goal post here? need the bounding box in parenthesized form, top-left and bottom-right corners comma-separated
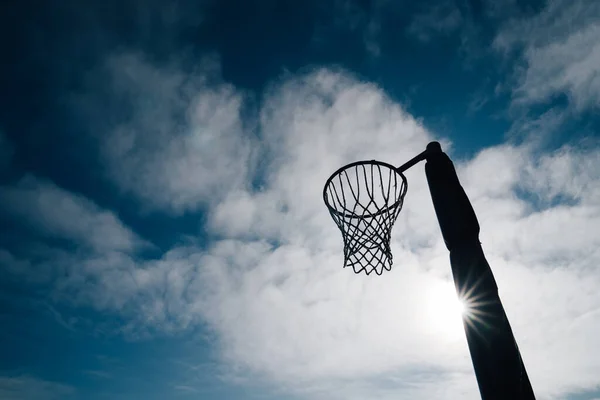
(323, 141, 536, 400)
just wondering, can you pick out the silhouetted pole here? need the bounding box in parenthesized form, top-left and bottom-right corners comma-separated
(424, 142, 536, 400)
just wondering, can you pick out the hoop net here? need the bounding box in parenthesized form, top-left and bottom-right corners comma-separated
(323, 161, 408, 275)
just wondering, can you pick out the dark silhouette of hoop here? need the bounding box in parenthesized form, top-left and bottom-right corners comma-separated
(323, 160, 407, 275)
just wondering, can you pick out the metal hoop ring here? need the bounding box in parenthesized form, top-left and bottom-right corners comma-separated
(323, 160, 408, 219)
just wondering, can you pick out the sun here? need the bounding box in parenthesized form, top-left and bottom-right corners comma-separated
(424, 280, 466, 340)
(455, 299, 466, 315)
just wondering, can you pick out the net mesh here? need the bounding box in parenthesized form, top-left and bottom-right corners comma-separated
(323, 161, 408, 275)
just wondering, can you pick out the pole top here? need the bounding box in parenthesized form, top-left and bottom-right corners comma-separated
(426, 141, 442, 153)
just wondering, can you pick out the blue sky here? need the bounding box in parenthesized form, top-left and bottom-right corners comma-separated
(1, 0, 600, 399)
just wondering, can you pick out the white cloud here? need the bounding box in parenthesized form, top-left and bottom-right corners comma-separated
(5, 67, 600, 400)
(505, 106, 570, 144)
(0, 175, 146, 253)
(134, 70, 600, 398)
(99, 53, 253, 214)
(494, 0, 600, 109)
(0, 375, 75, 400)
(459, 144, 600, 266)
(198, 72, 600, 399)
(520, 144, 600, 206)
(212, 69, 437, 246)
(199, 71, 600, 399)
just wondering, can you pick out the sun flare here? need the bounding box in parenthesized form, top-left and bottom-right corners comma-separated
(425, 281, 466, 340)
(456, 299, 466, 315)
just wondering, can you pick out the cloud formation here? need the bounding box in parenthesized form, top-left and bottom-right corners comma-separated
(495, 0, 600, 110)
(200, 70, 600, 399)
(4, 59, 600, 400)
(0, 176, 146, 253)
(95, 53, 253, 214)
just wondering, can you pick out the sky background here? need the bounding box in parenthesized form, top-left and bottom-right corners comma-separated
(1, 0, 600, 399)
